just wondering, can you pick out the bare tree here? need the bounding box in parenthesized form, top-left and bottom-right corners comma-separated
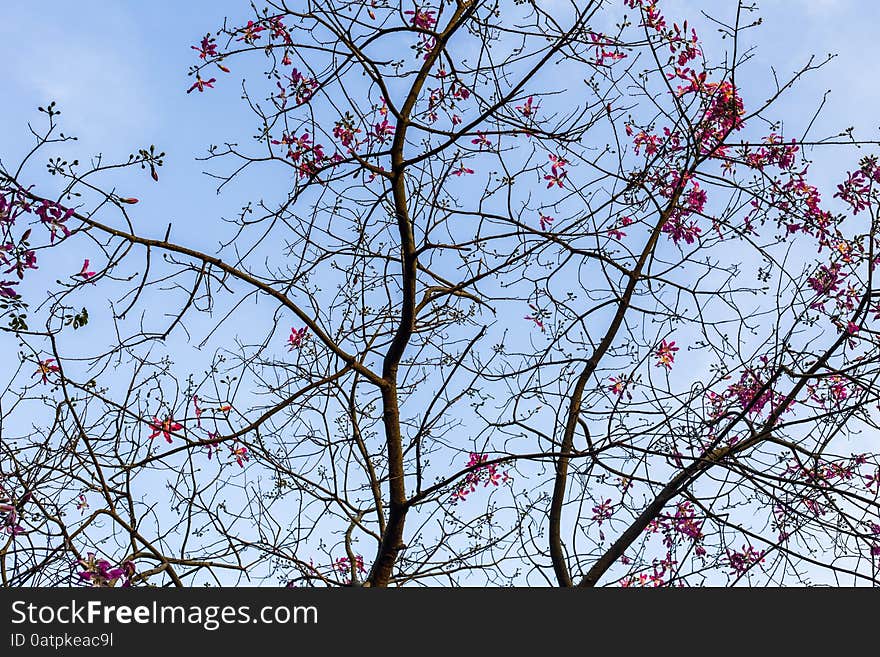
(1, 0, 879, 588)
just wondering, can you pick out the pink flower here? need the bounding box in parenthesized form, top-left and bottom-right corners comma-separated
(726, 545, 765, 575)
(147, 416, 183, 443)
(288, 326, 309, 350)
(231, 444, 249, 467)
(372, 119, 395, 143)
(77, 259, 96, 280)
(334, 555, 366, 583)
(662, 216, 701, 245)
(452, 163, 474, 176)
(205, 432, 220, 460)
(608, 376, 631, 399)
(236, 20, 266, 44)
(78, 554, 136, 588)
(193, 393, 204, 421)
(539, 214, 554, 231)
(515, 96, 538, 118)
(187, 76, 216, 94)
(192, 35, 218, 60)
(591, 499, 614, 524)
(449, 452, 510, 502)
(524, 304, 545, 331)
(544, 154, 568, 188)
(1, 499, 24, 536)
(0, 280, 18, 299)
(404, 7, 437, 30)
(36, 201, 73, 242)
(471, 132, 492, 149)
(655, 339, 679, 370)
(33, 358, 60, 384)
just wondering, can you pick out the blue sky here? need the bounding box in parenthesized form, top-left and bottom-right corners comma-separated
(3, 0, 878, 230)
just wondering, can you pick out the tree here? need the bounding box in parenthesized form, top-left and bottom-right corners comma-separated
(1, 0, 879, 588)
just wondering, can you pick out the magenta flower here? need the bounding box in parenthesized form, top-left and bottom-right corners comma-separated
(726, 545, 765, 575)
(236, 20, 266, 44)
(539, 214, 554, 232)
(36, 200, 73, 243)
(147, 416, 183, 443)
(655, 339, 679, 370)
(205, 431, 220, 460)
(404, 7, 437, 30)
(231, 444, 249, 467)
(544, 154, 568, 188)
(591, 499, 614, 525)
(608, 376, 631, 399)
(187, 76, 216, 94)
(662, 216, 701, 245)
(193, 394, 203, 426)
(515, 96, 538, 118)
(77, 259, 96, 280)
(0, 279, 19, 299)
(471, 132, 492, 149)
(807, 263, 842, 296)
(33, 358, 60, 384)
(0, 499, 24, 536)
(191, 34, 218, 60)
(334, 555, 366, 583)
(450, 452, 510, 502)
(524, 304, 545, 331)
(2, 244, 37, 280)
(288, 326, 309, 350)
(78, 554, 136, 587)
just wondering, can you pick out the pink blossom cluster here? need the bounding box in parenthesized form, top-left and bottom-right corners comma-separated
(587, 31, 627, 67)
(0, 488, 25, 537)
(334, 554, 366, 584)
(654, 339, 678, 370)
(806, 375, 851, 410)
(704, 358, 792, 421)
(544, 154, 569, 189)
(726, 545, 765, 575)
(404, 5, 438, 58)
(450, 452, 510, 503)
(619, 555, 677, 587)
(271, 131, 338, 179)
(591, 499, 614, 525)
(646, 501, 706, 556)
(78, 553, 136, 587)
(288, 326, 309, 350)
(275, 68, 320, 108)
(833, 155, 880, 214)
(745, 133, 799, 171)
(333, 114, 363, 151)
(785, 454, 866, 489)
